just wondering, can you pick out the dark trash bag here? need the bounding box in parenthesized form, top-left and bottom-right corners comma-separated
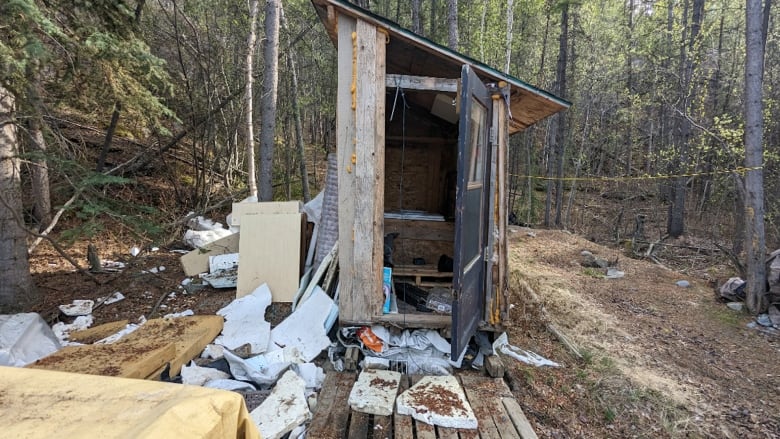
(719, 277, 746, 302)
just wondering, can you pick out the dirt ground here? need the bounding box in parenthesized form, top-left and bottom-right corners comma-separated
(502, 227, 780, 438)
(26, 226, 780, 438)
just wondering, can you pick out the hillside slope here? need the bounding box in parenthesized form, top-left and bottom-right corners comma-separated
(504, 227, 779, 438)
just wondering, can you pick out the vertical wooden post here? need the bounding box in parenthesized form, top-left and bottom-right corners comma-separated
(338, 15, 386, 323)
(496, 90, 509, 325)
(484, 96, 499, 324)
(337, 14, 358, 321)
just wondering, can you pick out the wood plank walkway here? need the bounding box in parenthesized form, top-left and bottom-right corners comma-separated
(308, 372, 538, 439)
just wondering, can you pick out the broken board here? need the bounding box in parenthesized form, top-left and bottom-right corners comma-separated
(181, 232, 240, 276)
(28, 340, 175, 379)
(29, 316, 223, 380)
(237, 213, 302, 302)
(68, 320, 129, 344)
(134, 315, 224, 378)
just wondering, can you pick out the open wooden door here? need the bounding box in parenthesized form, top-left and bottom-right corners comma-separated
(451, 65, 491, 359)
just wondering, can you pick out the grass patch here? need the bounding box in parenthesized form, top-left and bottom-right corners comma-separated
(582, 267, 605, 278)
(708, 305, 745, 328)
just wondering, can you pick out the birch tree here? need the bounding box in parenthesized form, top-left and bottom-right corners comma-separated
(245, 0, 260, 199)
(259, 0, 281, 201)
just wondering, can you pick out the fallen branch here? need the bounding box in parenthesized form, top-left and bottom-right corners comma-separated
(649, 255, 672, 271)
(524, 283, 583, 361)
(546, 323, 582, 360)
(148, 289, 171, 318)
(27, 190, 79, 254)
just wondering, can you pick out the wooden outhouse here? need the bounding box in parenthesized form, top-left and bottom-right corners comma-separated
(312, 0, 570, 357)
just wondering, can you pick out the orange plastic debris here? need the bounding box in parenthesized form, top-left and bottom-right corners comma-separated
(356, 326, 383, 353)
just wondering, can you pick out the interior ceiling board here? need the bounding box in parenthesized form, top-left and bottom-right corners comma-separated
(312, 0, 570, 134)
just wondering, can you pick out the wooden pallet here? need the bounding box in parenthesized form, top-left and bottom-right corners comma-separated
(308, 372, 537, 439)
(393, 266, 453, 288)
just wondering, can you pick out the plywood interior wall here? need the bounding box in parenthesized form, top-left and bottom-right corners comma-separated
(384, 141, 457, 217)
(384, 218, 455, 267)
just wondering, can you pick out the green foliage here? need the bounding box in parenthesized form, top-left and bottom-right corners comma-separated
(1, 0, 175, 137)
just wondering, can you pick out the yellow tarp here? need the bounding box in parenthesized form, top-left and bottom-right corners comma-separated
(0, 366, 261, 439)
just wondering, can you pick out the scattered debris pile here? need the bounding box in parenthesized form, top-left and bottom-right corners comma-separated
(716, 249, 780, 332)
(1, 198, 558, 438)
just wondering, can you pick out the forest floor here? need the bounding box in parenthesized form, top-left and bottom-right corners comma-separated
(503, 227, 780, 438)
(26, 225, 780, 438)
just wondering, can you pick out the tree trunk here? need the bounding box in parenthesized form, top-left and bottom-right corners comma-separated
(553, 3, 569, 227)
(282, 7, 311, 202)
(479, 3, 488, 61)
(28, 119, 52, 229)
(429, 0, 438, 41)
(505, 0, 514, 74)
(744, 0, 768, 314)
(245, 0, 260, 199)
(447, 0, 459, 50)
(259, 0, 281, 201)
(0, 87, 35, 312)
(411, 0, 422, 34)
(25, 75, 52, 229)
(96, 102, 121, 173)
(543, 121, 555, 227)
(668, 0, 704, 238)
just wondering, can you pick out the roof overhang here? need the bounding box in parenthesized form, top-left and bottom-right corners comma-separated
(311, 0, 571, 134)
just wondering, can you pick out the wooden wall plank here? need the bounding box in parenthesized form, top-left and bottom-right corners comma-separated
(483, 97, 500, 324)
(376, 313, 450, 328)
(372, 20, 387, 317)
(337, 13, 358, 322)
(384, 219, 454, 241)
(352, 18, 384, 322)
(496, 93, 509, 326)
(386, 74, 459, 92)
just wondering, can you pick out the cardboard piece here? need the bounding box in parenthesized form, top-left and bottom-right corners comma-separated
(180, 233, 240, 276)
(230, 201, 302, 226)
(237, 213, 302, 302)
